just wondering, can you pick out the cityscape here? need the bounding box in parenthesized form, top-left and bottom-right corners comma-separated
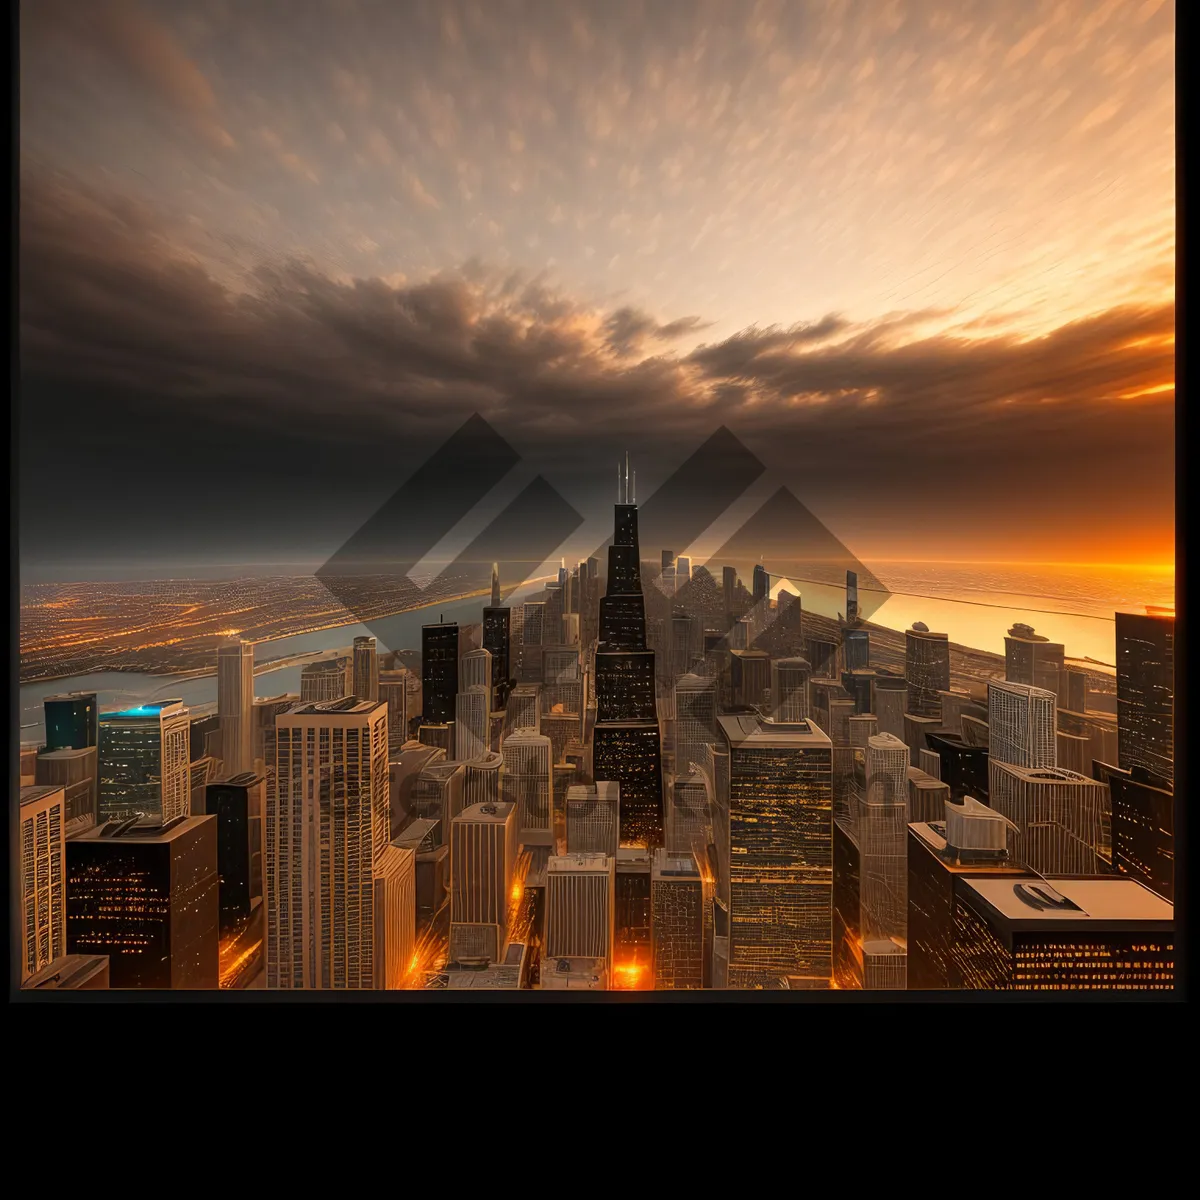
(15, 1, 1176, 997)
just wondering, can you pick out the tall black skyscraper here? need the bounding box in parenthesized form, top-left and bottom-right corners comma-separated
(44, 693, 98, 751)
(422, 621, 461, 725)
(483, 564, 512, 710)
(203, 773, 265, 939)
(752, 563, 770, 605)
(592, 456, 664, 846)
(1115, 611, 1174, 784)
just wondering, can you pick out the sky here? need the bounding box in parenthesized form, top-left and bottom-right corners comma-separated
(18, 0, 1176, 576)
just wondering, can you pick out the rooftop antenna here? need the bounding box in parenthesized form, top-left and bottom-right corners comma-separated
(625, 450, 630, 504)
(617, 460, 621, 502)
(632, 469, 636, 504)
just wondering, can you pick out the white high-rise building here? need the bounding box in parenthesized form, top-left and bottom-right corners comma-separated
(353, 636, 380, 703)
(565, 782, 620, 856)
(455, 687, 491, 762)
(218, 639, 255, 775)
(544, 852, 616, 975)
(460, 647, 493, 693)
(988, 679, 1057, 768)
(449, 800, 518, 963)
(19, 784, 66, 982)
(267, 698, 413, 989)
(674, 673, 717, 777)
(98, 700, 191, 823)
(501, 728, 553, 845)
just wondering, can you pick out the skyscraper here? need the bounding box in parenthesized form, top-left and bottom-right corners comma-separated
(1102, 763, 1173, 902)
(422, 621, 461, 724)
(34, 746, 98, 834)
(846, 570, 859, 626)
(1115, 611, 1174, 784)
(67, 815, 219, 989)
(904, 626, 950, 718)
(217, 639, 255, 775)
(490, 561, 502, 608)
(566, 782, 620, 856)
(98, 700, 191, 824)
(544, 852, 616, 981)
(19, 785, 66, 983)
(770, 658, 810, 723)
(353, 635, 380, 702)
(202, 772, 266, 940)
(482, 603, 512, 709)
(300, 659, 348, 703)
(674, 673, 718, 777)
(449, 800, 518, 964)
(501, 728, 554, 845)
(43, 691, 98, 751)
(752, 563, 770, 605)
(455, 688, 492, 763)
(592, 457, 664, 846)
(719, 713, 834, 987)
(267, 698, 412, 989)
(379, 668, 412, 748)
(989, 763, 1110, 876)
(988, 679, 1057, 768)
(651, 850, 705, 989)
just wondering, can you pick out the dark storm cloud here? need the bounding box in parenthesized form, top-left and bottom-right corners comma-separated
(20, 163, 1173, 471)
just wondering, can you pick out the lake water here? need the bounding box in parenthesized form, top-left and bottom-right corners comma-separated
(19, 562, 1172, 745)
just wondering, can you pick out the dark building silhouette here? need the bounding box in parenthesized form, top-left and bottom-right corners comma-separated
(722, 565, 737, 619)
(925, 732, 989, 804)
(752, 563, 770, 605)
(1098, 761, 1174, 902)
(905, 626, 950, 718)
(421, 621, 462, 724)
(202, 773, 265, 939)
(66, 815, 219, 989)
(1115, 612, 1174, 784)
(482, 606, 512, 709)
(843, 628, 870, 672)
(592, 458, 664, 846)
(846, 570, 859, 626)
(44, 692, 98, 751)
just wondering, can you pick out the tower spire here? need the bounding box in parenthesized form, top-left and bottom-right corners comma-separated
(490, 562, 501, 608)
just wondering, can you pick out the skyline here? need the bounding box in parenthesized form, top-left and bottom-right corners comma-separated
(18, 0, 1175, 570)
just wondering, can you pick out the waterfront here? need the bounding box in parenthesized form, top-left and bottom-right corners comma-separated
(18, 562, 1170, 743)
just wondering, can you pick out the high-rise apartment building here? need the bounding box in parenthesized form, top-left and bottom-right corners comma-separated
(989, 762, 1110, 876)
(718, 713, 833, 987)
(1115, 611, 1174, 784)
(449, 801, 518, 964)
(905, 626, 950, 718)
(267, 698, 412, 989)
(35, 746, 98, 834)
(217, 639, 255, 775)
(872, 673, 908, 741)
(675, 673, 718, 775)
(300, 659, 348, 703)
(501, 728, 554, 845)
(378, 668, 412, 748)
(19, 785, 66, 982)
(482, 604, 512, 709)
(463, 751, 504, 808)
(770, 658, 811, 724)
(1004, 627, 1066, 699)
(565, 782, 620, 856)
(651, 850, 705, 989)
(98, 700, 191, 824)
(44, 692, 99, 751)
(353, 636, 380, 702)
(544, 852, 616, 980)
(455, 688, 492, 763)
(1102, 762, 1174, 902)
(422, 622, 461, 724)
(202, 772, 265, 940)
(988, 679, 1057, 768)
(67, 814, 219, 989)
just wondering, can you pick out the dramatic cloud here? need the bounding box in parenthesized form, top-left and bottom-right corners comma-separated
(17, 0, 1175, 566)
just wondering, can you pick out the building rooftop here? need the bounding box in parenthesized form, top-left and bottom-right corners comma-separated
(22, 955, 109, 990)
(464, 750, 503, 769)
(289, 697, 384, 716)
(420, 761, 465, 781)
(652, 849, 700, 880)
(99, 700, 185, 719)
(392, 818, 439, 850)
(35, 746, 95, 762)
(454, 802, 516, 825)
(74, 814, 213, 844)
(959, 876, 1174, 929)
(20, 784, 64, 808)
(717, 712, 832, 749)
(908, 822, 1030, 875)
(548, 852, 613, 873)
(211, 771, 265, 787)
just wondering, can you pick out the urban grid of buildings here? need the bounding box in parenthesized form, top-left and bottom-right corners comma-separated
(15, 457, 1176, 993)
